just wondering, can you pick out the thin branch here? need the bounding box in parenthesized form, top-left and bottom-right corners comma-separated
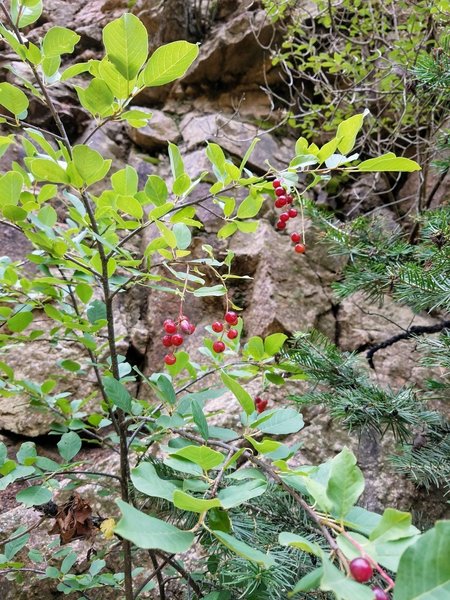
(148, 551, 166, 600)
(356, 319, 450, 369)
(155, 551, 203, 598)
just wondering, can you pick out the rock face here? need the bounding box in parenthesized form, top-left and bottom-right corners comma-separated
(127, 108, 180, 151)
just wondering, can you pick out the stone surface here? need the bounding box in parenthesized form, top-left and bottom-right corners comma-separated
(179, 112, 293, 171)
(127, 108, 180, 152)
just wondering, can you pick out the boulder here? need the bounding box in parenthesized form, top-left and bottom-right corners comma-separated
(126, 109, 180, 152)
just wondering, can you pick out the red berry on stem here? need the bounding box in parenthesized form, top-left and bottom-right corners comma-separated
(225, 311, 238, 325)
(276, 220, 286, 230)
(275, 187, 286, 197)
(187, 323, 196, 334)
(227, 329, 238, 339)
(291, 232, 301, 243)
(163, 319, 177, 334)
(164, 353, 176, 366)
(349, 558, 373, 583)
(256, 398, 268, 413)
(372, 588, 390, 600)
(213, 340, 226, 353)
(274, 197, 287, 208)
(272, 179, 282, 188)
(171, 334, 183, 346)
(288, 208, 298, 218)
(294, 243, 306, 254)
(212, 321, 224, 333)
(180, 319, 192, 334)
(285, 194, 293, 204)
(162, 335, 173, 347)
(279, 212, 290, 222)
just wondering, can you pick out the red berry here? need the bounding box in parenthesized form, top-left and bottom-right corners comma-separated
(225, 311, 238, 325)
(274, 197, 287, 208)
(187, 323, 196, 334)
(279, 212, 290, 222)
(162, 335, 173, 347)
(272, 179, 282, 188)
(255, 396, 262, 404)
(372, 588, 390, 600)
(164, 353, 176, 365)
(163, 319, 177, 334)
(276, 220, 286, 230)
(212, 340, 226, 353)
(227, 329, 238, 339)
(256, 399, 268, 413)
(285, 194, 293, 204)
(179, 319, 192, 334)
(212, 321, 224, 333)
(288, 208, 298, 218)
(291, 232, 301, 243)
(275, 187, 286, 197)
(349, 558, 373, 583)
(294, 243, 306, 253)
(171, 334, 183, 346)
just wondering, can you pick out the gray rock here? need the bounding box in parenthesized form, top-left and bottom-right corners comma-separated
(127, 109, 180, 152)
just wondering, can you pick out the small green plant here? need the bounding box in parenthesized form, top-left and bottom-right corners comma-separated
(0, 2, 449, 599)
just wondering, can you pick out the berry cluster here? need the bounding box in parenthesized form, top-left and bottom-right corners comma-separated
(162, 316, 195, 365)
(211, 311, 239, 353)
(272, 179, 298, 231)
(254, 396, 268, 413)
(290, 232, 306, 254)
(349, 558, 390, 599)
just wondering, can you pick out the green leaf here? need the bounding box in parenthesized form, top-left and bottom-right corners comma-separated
(72, 145, 112, 187)
(111, 166, 138, 195)
(117, 195, 144, 219)
(30, 158, 69, 184)
(236, 194, 265, 219)
(289, 567, 323, 595)
(102, 13, 148, 80)
(336, 112, 367, 155)
(170, 445, 224, 471)
(217, 222, 238, 238)
(357, 154, 421, 172)
(103, 376, 132, 412)
(75, 283, 93, 304)
(221, 371, 254, 415)
(168, 142, 184, 180)
(115, 500, 194, 552)
(193, 285, 227, 297)
(252, 408, 304, 435)
(98, 58, 131, 99)
(75, 79, 114, 118)
(326, 447, 364, 519)
(42, 27, 80, 57)
(16, 486, 52, 507)
(246, 336, 265, 360)
(0, 171, 23, 206)
(173, 490, 221, 513)
(12, 0, 42, 27)
(121, 108, 152, 127)
(144, 174, 168, 206)
(0, 82, 29, 116)
(0, 442, 7, 467)
(16, 442, 37, 465)
(131, 462, 181, 501)
(317, 136, 341, 163)
(191, 399, 209, 440)
(218, 479, 267, 509)
(211, 530, 276, 569)
(7, 310, 33, 332)
(173, 222, 192, 250)
(87, 300, 106, 323)
(57, 431, 82, 461)
(143, 41, 199, 87)
(320, 557, 374, 600)
(370, 508, 419, 543)
(278, 532, 323, 557)
(394, 521, 450, 600)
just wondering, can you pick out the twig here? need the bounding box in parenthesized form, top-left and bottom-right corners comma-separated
(132, 553, 171, 599)
(356, 319, 450, 369)
(148, 551, 166, 600)
(155, 551, 203, 598)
